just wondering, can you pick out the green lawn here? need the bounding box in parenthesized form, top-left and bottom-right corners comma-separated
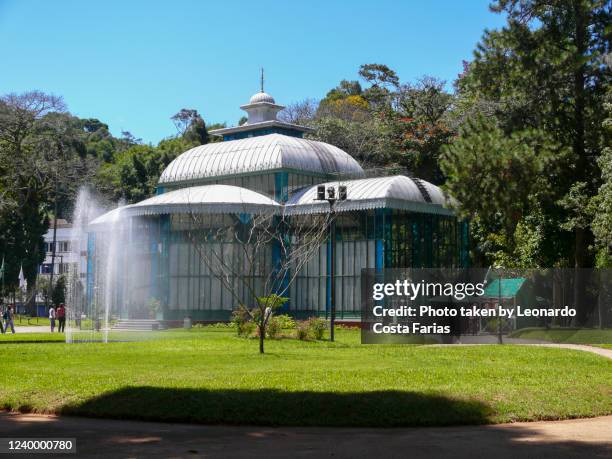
(11, 316, 51, 327)
(0, 328, 610, 427)
(0, 332, 64, 343)
(509, 327, 612, 344)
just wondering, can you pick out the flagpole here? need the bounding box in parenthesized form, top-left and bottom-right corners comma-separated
(1, 256, 4, 306)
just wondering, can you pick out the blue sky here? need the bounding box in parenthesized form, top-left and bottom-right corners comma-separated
(0, 1, 506, 144)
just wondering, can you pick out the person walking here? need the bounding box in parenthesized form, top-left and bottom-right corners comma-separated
(49, 305, 56, 332)
(56, 303, 66, 333)
(4, 305, 15, 334)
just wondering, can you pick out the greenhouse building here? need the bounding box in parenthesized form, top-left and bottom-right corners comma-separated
(87, 88, 469, 322)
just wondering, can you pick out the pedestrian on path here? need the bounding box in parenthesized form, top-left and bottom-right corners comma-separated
(49, 306, 56, 332)
(56, 303, 66, 333)
(3, 305, 15, 334)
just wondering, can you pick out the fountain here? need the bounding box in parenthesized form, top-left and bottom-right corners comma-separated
(66, 187, 161, 343)
(65, 187, 123, 343)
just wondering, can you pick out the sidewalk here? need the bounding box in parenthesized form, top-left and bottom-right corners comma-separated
(433, 337, 612, 360)
(5, 325, 58, 333)
(1, 411, 610, 458)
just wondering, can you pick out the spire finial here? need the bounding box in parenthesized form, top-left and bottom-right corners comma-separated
(260, 67, 264, 93)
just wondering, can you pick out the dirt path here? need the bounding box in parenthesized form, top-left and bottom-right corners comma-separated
(0, 412, 610, 458)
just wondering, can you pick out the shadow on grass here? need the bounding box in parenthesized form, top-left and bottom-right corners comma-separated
(59, 386, 494, 427)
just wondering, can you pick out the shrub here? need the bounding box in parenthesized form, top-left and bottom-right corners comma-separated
(296, 321, 310, 340)
(274, 314, 296, 330)
(266, 317, 282, 339)
(308, 317, 327, 340)
(485, 318, 511, 334)
(241, 321, 256, 337)
(231, 309, 255, 337)
(147, 298, 161, 319)
(256, 294, 289, 310)
(52, 275, 67, 307)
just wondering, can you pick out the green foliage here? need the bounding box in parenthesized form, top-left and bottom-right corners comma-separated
(256, 294, 289, 310)
(95, 137, 194, 203)
(322, 79, 362, 103)
(312, 68, 455, 181)
(358, 63, 399, 89)
(453, 0, 611, 268)
(307, 317, 327, 340)
(295, 317, 327, 340)
(310, 116, 394, 168)
(51, 275, 66, 307)
(274, 314, 296, 330)
(295, 321, 309, 341)
(230, 308, 255, 338)
(0, 93, 95, 306)
(391, 77, 455, 184)
(440, 116, 559, 265)
(592, 89, 612, 267)
(147, 298, 161, 318)
(266, 316, 282, 339)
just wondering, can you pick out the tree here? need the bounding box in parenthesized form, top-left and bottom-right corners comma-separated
(0, 92, 65, 313)
(386, 77, 455, 183)
(279, 99, 318, 126)
(51, 275, 66, 307)
(311, 67, 457, 179)
(36, 276, 51, 309)
(358, 64, 400, 110)
(171, 108, 209, 145)
(310, 116, 395, 169)
(440, 116, 560, 266)
(452, 1, 610, 323)
(185, 208, 331, 354)
(457, 0, 610, 268)
(591, 86, 612, 267)
(95, 136, 195, 203)
(358, 64, 399, 89)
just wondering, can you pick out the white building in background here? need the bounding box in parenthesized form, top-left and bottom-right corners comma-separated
(39, 219, 88, 289)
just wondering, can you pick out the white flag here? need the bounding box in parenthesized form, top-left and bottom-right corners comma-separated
(18, 265, 27, 291)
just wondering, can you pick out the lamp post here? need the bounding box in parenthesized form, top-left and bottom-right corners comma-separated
(497, 268, 503, 345)
(315, 184, 347, 342)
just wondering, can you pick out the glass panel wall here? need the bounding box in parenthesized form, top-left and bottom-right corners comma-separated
(92, 207, 468, 321)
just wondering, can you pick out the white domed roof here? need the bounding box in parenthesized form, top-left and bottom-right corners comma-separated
(128, 185, 280, 216)
(159, 133, 365, 185)
(285, 176, 453, 216)
(89, 185, 281, 227)
(249, 91, 275, 104)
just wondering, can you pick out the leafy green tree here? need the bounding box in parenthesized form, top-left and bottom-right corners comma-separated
(95, 136, 196, 203)
(452, 0, 610, 323)
(320, 80, 363, 104)
(386, 77, 455, 183)
(358, 64, 399, 110)
(51, 275, 66, 307)
(310, 116, 395, 168)
(0, 92, 65, 312)
(591, 87, 612, 267)
(312, 66, 456, 174)
(171, 108, 209, 145)
(440, 117, 560, 265)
